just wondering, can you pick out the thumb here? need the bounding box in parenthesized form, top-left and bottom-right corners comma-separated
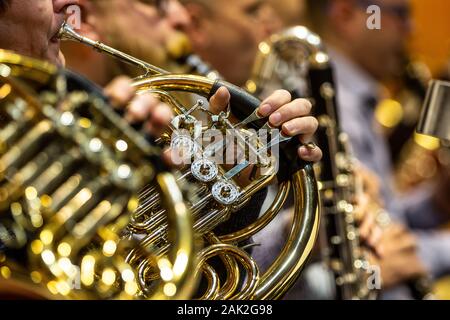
(209, 86, 231, 114)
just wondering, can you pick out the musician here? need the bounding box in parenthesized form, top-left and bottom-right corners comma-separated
(0, 0, 75, 65)
(54, 0, 322, 166)
(266, 0, 305, 27)
(0, 0, 322, 282)
(305, 0, 450, 298)
(179, 0, 282, 86)
(0, 0, 177, 141)
(0, 0, 322, 164)
(61, 0, 192, 86)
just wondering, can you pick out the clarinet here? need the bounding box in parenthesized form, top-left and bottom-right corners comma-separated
(306, 58, 377, 300)
(309, 58, 435, 301)
(247, 26, 376, 299)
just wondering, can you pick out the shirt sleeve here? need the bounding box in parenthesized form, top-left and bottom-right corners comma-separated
(398, 184, 449, 229)
(416, 230, 450, 278)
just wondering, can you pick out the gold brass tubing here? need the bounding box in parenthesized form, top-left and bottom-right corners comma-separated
(17, 143, 57, 184)
(129, 193, 214, 259)
(254, 165, 320, 299)
(194, 208, 229, 235)
(125, 226, 166, 266)
(133, 74, 215, 97)
(204, 233, 240, 300)
(0, 49, 57, 84)
(0, 146, 55, 209)
(189, 192, 213, 216)
(136, 192, 160, 213)
(198, 263, 220, 300)
(137, 169, 192, 208)
(138, 187, 210, 235)
(240, 169, 277, 196)
(64, 194, 129, 257)
(30, 150, 81, 196)
(131, 184, 206, 233)
(0, 261, 64, 300)
(227, 248, 259, 300)
(128, 199, 219, 268)
(128, 172, 198, 298)
(43, 179, 107, 240)
(58, 23, 167, 76)
(46, 172, 88, 215)
(127, 204, 223, 270)
(196, 243, 259, 300)
(130, 208, 166, 233)
(135, 191, 156, 211)
(138, 184, 157, 199)
(137, 170, 189, 201)
(136, 256, 160, 295)
(131, 172, 196, 231)
(0, 121, 31, 154)
(3, 143, 62, 205)
(219, 181, 291, 244)
(0, 120, 54, 181)
(214, 253, 240, 300)
(147, 172, 196, 300)
(0, 62, 52, 121)
(142, 89, 189, 115)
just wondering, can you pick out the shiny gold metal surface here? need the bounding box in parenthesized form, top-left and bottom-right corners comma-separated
(58, 23, 320, 300)
(0, 50, 196, 300)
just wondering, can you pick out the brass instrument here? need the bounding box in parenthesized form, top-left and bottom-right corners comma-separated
(376, 62, 442, 300)
(416, 79, 450, 300)
(247, 26, 376, 299)
(58, 22, 320, 300)
(0, 50, 196, 299)
(418, 79, 450, 142)
(375, 60, 443, 192)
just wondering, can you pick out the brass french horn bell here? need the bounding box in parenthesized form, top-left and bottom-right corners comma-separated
(0, 49, 196, 300)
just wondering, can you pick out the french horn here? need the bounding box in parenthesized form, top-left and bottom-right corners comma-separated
(58, 22, 320, 300)
(0, 50, 196, 300)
